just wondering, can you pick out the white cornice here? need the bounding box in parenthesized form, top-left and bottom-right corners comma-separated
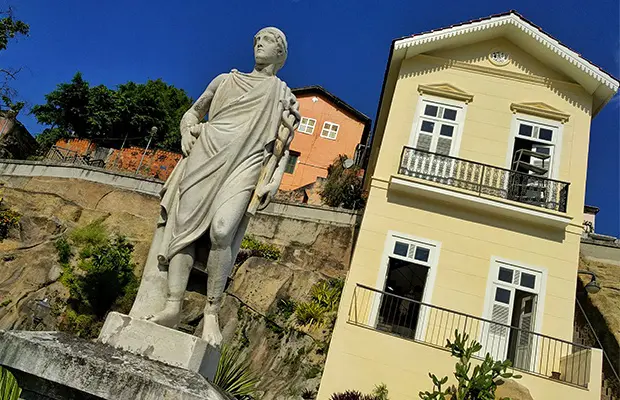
(394, 13, 619, 93)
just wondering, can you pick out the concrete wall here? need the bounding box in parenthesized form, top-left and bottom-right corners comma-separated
(0, 159, 360, 228)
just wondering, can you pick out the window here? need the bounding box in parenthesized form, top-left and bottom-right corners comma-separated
(510, 118, 559, 178)
(413, 100, 463, 156)
(321, 122, 339, 140)
(483, 260, 544, 370)
(298, 117, 316, 135)
(285, 151, 299, 174)
(377, 235, 438, 339)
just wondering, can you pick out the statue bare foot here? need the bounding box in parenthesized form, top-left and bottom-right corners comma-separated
(145, 300, 181, 328)
(202, 313, 223, 347)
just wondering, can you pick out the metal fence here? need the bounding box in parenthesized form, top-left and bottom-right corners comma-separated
(349, 284, 593, 388)
(45, 146, 105, 168)
(399, 147, 570, 212)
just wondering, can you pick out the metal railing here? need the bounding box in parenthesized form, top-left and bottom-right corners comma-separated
(349, 284, 593, 388)
(45, 146, 105, 168)
(399, 147, 570, 212)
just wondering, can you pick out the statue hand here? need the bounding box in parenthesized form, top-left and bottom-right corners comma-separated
(255, 181, 278, 208)
(181, 125, 201, 157)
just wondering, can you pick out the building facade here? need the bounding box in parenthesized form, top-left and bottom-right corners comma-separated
(318, 12, 618, 400)
(279, 86, 370, 192)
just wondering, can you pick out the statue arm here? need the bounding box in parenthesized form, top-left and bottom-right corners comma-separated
(180, 73, 227, 156)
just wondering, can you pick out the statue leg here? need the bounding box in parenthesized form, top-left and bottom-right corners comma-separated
(202, 191, 251, 346)
(146, 244, 195, 327)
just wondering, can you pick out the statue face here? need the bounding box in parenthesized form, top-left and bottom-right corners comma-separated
(254, 32, 282, 65)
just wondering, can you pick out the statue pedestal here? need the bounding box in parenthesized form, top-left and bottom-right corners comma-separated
(98, 312, 220, 381)
(0, 330, 229, 400)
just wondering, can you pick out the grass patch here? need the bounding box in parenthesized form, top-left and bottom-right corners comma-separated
(240, 235, 281, 260)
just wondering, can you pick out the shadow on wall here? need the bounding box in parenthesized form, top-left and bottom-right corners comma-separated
(385, 189, 567, 243)
(398, 53, 592, 116)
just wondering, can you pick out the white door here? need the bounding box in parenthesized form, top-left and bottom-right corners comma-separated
(481, 284, 515, 360)
(514, 294, 537, 370)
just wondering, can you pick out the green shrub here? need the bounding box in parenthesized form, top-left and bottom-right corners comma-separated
(54, 237, 72, 264)
(310, 279, 343, 312)
(0, 197, 20, 241)
(0, 366, 21, 400)
(295, 301, 326, 327)
(419, 330, 520, 400)
(69, 220, 107, 247)
(330, 384, 389, 400)
(214, 345, 259, 398)
(320, 155, 366, 210)
(0, 299, 12, 308)
(277, 298, 296, 320)
(240, 235, 280, 260)
(55, 223, 138, 339)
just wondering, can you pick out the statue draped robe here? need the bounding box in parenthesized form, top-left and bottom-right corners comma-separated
(157, 70, 289, 266)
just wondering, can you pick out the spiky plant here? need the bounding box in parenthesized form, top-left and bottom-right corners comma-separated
(0, 366, 21, 400)
(213, 345, 259, 398)
(295, 301, 326, 327)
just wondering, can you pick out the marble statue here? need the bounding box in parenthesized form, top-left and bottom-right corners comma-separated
(129, 27, 300, 347)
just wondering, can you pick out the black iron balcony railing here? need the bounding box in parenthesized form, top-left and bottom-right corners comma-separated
(398, 147, 570, 213)
(349, 284, 593, 388)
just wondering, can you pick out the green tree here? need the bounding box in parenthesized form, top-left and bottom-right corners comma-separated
(320, 155, 366, 210)
(419, 331, 520, 400)
(32, 74, 193, 153)
(0, 6, 29, 111)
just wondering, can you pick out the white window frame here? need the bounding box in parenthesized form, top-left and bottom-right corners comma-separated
(409, 94, 468, 157)
(320, 121, 340, 140)
(505, 113, 564, 180)
(297, 117, 316, 135)
(481, 256, 548, 369)
(369, 230, 442, 341)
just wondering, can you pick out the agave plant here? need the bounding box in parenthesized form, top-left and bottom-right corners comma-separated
(0, 367, 21, 400)
(213, 345, 259, 398)
(295, 301, 326, 327)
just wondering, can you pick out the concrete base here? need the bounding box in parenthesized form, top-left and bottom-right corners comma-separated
(0, 330, 229, 400)
(98, 312, 219, 381)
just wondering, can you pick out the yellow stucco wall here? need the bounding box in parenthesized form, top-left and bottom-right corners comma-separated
(318, 38, 599, 399)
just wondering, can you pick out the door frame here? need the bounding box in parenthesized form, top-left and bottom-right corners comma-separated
(482, 256, 548, 367)
(369, 231, 442, 341)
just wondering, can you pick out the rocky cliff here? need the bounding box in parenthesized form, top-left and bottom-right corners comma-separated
(0, 175, 355, 399)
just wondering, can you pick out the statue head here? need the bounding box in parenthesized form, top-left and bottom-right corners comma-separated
(253, 27, 288, 73)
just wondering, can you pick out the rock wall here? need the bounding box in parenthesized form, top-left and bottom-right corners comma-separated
(0, 175, 356, 399)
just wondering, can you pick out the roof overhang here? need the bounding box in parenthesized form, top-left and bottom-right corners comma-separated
(389, 11, 618, 117)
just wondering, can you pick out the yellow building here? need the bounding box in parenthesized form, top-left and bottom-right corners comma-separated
(318, 11, 618, 400)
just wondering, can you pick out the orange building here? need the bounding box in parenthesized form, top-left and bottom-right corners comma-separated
(279, 86, 371, 191)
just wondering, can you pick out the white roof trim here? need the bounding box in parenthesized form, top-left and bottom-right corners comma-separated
(394, 13, 619, 92)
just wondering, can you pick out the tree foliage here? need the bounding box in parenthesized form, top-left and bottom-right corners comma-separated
(419, 331, 521, 400)
(0, 6, 29, 111)
(320, 155, 366, 210)
(33, 73, 193, 153)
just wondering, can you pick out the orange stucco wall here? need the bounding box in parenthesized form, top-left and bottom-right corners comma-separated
(280, 92, 366, 191)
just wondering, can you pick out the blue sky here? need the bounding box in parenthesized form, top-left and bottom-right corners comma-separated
(3, 0, 619, 235)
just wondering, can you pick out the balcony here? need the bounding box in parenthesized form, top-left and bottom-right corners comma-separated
(394, 147, 570, 220)
(349, 284, 595, 389)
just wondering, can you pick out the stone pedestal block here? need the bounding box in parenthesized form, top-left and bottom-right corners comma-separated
(0, 330, 229, 400)
(98, 312, 219, 381)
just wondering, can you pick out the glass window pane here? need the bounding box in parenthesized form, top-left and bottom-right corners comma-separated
(414, 247, 430, 262)
(519, 124, 533, 137)
(440, 124, 454, 137)
(524, 298, 533, 313)
(308, 119, 315, 127)
(539, 128, 553, 141)
(520, 272, 536, 289)
(495, 287, 511, 304)
(416, 134, 432, 151)
(393, 241, 408, 257)
(424, 104, 438, 117)
(443, 108, 457, 121)
(498, 267, 513, 283)
(421, 120, 434, 133)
